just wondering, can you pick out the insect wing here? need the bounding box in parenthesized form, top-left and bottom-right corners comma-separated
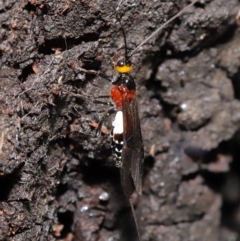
(121, 95, 144, 198)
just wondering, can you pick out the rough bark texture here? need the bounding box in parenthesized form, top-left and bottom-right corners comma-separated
(1, 0, 240, 240)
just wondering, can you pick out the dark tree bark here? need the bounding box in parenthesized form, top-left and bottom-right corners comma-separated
(1, 0, 240, 240)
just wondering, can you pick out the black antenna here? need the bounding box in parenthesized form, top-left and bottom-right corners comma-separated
(116, 13, 129, 61)
(128, 0, 198, 57)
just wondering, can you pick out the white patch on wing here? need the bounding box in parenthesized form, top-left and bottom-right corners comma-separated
(112, 111, 123, 134)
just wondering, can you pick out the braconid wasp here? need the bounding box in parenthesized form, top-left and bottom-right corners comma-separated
(94, 1, 199, 240)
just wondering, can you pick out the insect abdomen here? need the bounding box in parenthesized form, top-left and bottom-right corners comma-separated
(111, 111, 124, 167)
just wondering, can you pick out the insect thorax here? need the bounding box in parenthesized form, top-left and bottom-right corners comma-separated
(111, 111, 124, 167)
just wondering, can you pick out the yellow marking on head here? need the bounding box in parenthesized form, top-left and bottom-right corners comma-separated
(115, 64, 133, 74)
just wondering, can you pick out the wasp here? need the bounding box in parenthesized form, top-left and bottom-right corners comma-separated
(96, 1, 198, 240)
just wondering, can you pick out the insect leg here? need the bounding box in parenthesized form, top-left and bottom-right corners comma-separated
(92, 95, 113, 106)
(96, 108, 116, 136)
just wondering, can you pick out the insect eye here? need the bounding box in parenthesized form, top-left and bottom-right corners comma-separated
(126, 59, 132, 67)
(117, 59, 125, 67)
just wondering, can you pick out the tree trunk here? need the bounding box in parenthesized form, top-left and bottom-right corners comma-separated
(0, 0, 240, 240)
